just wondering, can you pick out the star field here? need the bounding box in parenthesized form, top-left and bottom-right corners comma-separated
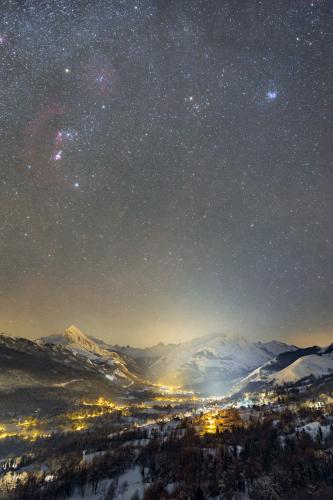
(0, 0, 332, 346)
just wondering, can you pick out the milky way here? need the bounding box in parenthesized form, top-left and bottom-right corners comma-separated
(0, 0, 332, 345)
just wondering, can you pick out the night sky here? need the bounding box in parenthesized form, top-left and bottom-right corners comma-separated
(1, 0, 332, 346)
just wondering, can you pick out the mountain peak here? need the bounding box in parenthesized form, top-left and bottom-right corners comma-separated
(66, 324, 83, 333)
(39, 325, 108, 358)
(65, 324, 88, 342)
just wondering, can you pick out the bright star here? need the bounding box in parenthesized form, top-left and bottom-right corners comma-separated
(266, 90, 278, 101)
(55, 131, 63, 144)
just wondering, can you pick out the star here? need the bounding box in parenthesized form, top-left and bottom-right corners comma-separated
(52, 150, 63, 161)
(266, 90, 278, 101)
(55, 131, 64, 144)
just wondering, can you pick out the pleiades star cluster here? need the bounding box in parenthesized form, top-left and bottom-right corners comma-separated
(0, 0, 332, 345)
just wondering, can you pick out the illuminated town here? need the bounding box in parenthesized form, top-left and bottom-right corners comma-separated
(0, 373, 332, 500)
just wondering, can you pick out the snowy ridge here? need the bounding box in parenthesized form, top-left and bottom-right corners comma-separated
(271, 353, 333, 385)
(230, 347, 333, 395)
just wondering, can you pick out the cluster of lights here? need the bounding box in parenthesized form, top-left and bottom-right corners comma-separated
(68, 397, 125, 425)
(153, 395, 200, 404)
(0, 419, 50, 441)
(17, 418, 38, 428)
(194, 408, 243, 436)
(154, 383, 195, 396)
(83, 396, 118, 409)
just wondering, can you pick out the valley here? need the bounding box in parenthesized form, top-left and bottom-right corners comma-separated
(1, 384, 333, 499)
(0, 326, 332, 499)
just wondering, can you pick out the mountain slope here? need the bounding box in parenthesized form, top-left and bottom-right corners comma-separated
(230, 345, 333, 395)
(270, 352, 333, 385)
(254, 340, 298, 357)
(146, 333, 295, 395)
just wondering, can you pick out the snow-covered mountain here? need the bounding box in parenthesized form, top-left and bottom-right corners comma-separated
(40, 324, 115, 359)
(38, 325, 145, 388)
(39, 324, 127, 364)
(230, 344, 333, 395)
(39, 328, 297, 395)
(4, 323, 322, 403)
(271, 352, 333, 385)
(37, 328, 299, 395)
(143, 333, 296, 395)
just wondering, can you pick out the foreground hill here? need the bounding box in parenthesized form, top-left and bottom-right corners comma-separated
(2, 391, 333, 500)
